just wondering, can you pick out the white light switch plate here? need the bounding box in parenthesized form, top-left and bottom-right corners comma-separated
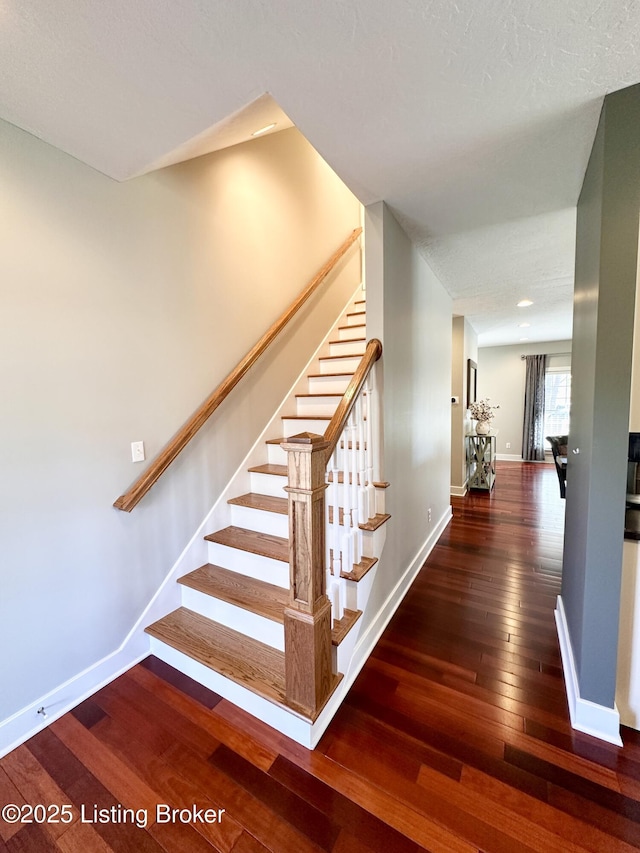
(131, 441, 145, 462)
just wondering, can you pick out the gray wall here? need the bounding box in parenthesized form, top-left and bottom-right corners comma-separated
(562, 85, 640, 707)
(363, 202, 452, 622)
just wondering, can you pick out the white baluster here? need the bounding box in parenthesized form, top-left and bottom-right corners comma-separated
(341, 422, 354, 574)
(348, 412, 361, 564)
(330, 450, 341, 577)
(357, 394, 368, 525)
(329, 579, 344, 622)
(365, 368, 376, 518)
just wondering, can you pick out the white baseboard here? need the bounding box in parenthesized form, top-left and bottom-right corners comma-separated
(496, 453, 522, 462)
(450, 483, 467, 497)
(0, 637, 149, 759)
(308, 504, 453, 747)
(555, 595, 622, 746)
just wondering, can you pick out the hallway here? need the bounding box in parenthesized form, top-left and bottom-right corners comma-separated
(322, 460, 639, 852)
(2, 462, 640, 852)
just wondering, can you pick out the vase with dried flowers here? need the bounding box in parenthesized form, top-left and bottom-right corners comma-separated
(468, 397, 499, 435)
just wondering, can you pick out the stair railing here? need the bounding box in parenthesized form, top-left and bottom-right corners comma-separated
(324, 339, 382, 627)
(113, 227, 362, 512)
(280, 338, 382, 717)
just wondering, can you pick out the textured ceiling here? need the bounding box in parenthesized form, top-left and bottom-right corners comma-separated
(2, 1, 640, 346)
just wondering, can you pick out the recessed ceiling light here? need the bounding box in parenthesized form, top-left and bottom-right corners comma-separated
(252, 122, 277, 137)
(518, 322, 530, 328)
(520, 337, 529, 342)
(517, 299, 533, 307)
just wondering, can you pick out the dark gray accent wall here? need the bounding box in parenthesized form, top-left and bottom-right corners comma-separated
(562, 85, 640, 707)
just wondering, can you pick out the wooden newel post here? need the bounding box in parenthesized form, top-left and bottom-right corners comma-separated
(281, 432, 333, 718)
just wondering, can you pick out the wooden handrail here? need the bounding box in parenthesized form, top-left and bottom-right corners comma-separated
(323, 338, 382, 461)
(114, 227, 362, 512)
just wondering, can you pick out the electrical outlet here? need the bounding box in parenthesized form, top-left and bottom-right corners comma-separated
(131, 441, 145, 462)
(506, 442, 511, 449)
(428, 507, 432, 523)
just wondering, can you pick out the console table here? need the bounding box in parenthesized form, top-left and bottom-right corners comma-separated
(466, 433, 497, 491)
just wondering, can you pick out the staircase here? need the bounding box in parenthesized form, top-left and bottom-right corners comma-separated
(144, 287, 389, 743)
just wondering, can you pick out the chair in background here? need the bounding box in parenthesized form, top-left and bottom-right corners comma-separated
(546, 435, 568, 498)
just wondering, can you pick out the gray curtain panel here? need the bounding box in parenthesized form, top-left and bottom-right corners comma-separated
(522, 354, 547, 461)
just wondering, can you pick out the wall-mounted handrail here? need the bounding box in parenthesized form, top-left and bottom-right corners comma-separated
(323, 338, 382, 462)
(113, 227, 362, 512)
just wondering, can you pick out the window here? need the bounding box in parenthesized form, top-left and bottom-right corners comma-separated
(544, 369, 571, 440)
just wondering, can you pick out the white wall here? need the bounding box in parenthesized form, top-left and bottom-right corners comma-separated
(362, 203, 452, 628)
(0, 120, 361, 725)
(477, 341, 572, 458)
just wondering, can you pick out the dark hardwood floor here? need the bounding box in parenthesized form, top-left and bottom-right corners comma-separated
(3, 461, 640, 851)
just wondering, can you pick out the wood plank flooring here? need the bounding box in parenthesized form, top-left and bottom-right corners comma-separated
(4, 461, 640, 851)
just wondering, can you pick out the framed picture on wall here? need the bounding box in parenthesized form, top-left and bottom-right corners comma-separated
(467, 359, 477, 409)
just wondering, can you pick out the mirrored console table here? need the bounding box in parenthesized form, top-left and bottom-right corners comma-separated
(466, 433, 497, 491)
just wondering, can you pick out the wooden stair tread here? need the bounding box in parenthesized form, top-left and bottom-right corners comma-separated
(228, 493, 288, 515)
(340, 556, 378, 582)
(331, 608, 362, 645)
(178, 565, 363, 646)
(145, 607, 286, 705)
(283, 414, 331, 421)
(295, 392, 344, 400)
(205, 526, 289, 562)
(328, 507, 391, 531)
(338, 323, 366, 332)
(179, 564, 288, 622)
(320, 354, 363, 362)
(359, 512, 391, 531)
(307, 372, 355, 379)
(248, 463, 287, 476)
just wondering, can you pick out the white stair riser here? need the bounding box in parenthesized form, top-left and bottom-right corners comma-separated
(307, 375, 353, 395)
(295, 397, 341, 417)
(319, 356, 362, 374)
(206, 542, 289, 588)
(282, 417, 331, 435)
(180, 586, 285, 651)
(329, 339, 366, 357)
(266, 443, 288, 465)
(338, 325, 366, 340)
(346, 312, 366, 327)
(249, 471, 288, 497)
(230, 503, 289, 537)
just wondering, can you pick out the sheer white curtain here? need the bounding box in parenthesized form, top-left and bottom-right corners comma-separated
(522, 354, 547, 461)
